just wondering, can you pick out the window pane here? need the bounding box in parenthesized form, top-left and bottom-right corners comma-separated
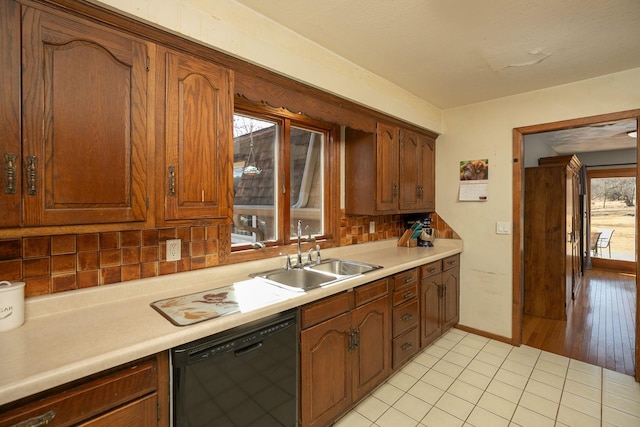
(232, 114, 277, 245)
(590, 176, 636, 260)
(290, 126, 323, 239)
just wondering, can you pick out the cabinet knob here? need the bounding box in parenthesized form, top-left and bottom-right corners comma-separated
(401, 313, 413, 322)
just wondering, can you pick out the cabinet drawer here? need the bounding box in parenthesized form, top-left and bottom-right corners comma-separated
(421, 260, 442, 278)
(78, 393, 158, 426)
(301, 292, 352, 329)
(443, 254, 459, 270)
(0, 358, 157, 427)
(392, 299, 419, 337)
(393, 269, 418, 290)
(392, 326, 419, 369)
(392, 282, 418, 306)
(355, 278, 389, 307)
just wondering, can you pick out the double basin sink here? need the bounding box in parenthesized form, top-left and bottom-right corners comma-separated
(251, 258, 383, 292)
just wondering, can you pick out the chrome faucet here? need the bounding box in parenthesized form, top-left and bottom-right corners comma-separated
(297, 219, 303, 266)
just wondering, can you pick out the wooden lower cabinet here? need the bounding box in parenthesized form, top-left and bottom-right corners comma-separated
(442, 256, 460, 331)
(420, 255, 460, 348)
(78, 394, 158, 426)
(300, 279, 390, 427)
(0, 353, 169, 427)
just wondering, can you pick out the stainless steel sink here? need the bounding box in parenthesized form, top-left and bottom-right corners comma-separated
(251, 268, 341, 291)
(251, 258, 382, 292)
(307, 258, 382, 277)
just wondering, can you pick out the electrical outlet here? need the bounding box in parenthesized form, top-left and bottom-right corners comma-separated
(369, 221, 375, 234)
(166, 239, 181, 261)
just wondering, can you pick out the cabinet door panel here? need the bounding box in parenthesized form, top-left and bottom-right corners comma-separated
(420, 274, 441, 348)
(0, 0, 21, 227)
(21, 7, 149, 225)
(163, 49, 233, 221)
(442, 266, 459, 331)
(352, 297, 390, 401)
(300, 313, 351, 427)
(375, 123, 398, 212)
(399, 129, 419, 210)
(417, 134, 435, 211)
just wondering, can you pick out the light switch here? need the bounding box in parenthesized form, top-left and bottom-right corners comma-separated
(496, 222, 512, 235)
(369, 221, 375, 234)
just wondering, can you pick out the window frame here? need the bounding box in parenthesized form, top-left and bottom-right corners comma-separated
(229, 101, 340, 260)
(586, 167, 636, 267)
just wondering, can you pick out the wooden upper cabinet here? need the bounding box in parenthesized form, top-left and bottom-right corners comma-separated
(0, 0, 21, 228)
(158, 47, 233, 223)
(345, 123, 436, 215)
(418, 133, 436, 212)
(375, 122, 399, 212)
(399, 131, 435, 212)
(20, 6, 150, 226)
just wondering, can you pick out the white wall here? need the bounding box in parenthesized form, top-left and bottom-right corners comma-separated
(438, 68, 640, 338)
(90, 0, 443, 133)
(92, 0, 640, 339)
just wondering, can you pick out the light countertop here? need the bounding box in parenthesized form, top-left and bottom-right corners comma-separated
(0, 238, 462, 405)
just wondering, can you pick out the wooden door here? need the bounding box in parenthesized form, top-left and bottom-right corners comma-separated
(300, 313, 351, 427)
(161, 48, 233, 222)
(0, 0, 21, 227)
(375, 123, 398, 212)
(420, 273, 442, 347)
(399, 128, 419, 210)
(21, 6, 149, 225)
(524, 166, 568, 320)
(351, 296, 390, 401)
(417, 134, 436, 212)
(565, 169, 574, 305)
(442, 265, 460, 331)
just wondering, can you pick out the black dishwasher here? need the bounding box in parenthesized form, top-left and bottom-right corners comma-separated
(172, 310, 298, 427)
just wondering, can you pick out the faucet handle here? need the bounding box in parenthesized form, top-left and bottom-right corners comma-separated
(285, 254, 292, 270)
(315, 244, 321, 264)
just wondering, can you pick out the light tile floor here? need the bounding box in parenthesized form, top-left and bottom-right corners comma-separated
(335, 329, 640, 427)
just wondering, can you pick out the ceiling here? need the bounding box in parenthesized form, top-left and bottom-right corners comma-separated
(235, 0, 640, 152)
(539, 119, 637, 154)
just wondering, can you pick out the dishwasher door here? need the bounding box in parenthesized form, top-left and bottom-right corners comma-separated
(172, 310, 298, 427)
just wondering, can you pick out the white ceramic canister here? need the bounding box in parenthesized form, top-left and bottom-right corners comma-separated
(0, 281, 25, 332)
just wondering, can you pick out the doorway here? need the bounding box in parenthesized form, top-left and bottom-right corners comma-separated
(512, 109, 640, 381)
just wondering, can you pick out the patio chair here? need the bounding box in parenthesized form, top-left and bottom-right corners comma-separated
(595, 228, 615, 258)
(590, 231, 601, 256)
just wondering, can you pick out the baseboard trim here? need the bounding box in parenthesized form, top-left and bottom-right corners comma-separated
(455, 324, 514, 346)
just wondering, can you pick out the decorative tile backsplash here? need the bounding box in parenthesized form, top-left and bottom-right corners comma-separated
(0, 212, 458, 298)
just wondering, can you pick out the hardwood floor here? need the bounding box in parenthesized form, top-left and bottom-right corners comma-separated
(523, 268, 637, 376)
